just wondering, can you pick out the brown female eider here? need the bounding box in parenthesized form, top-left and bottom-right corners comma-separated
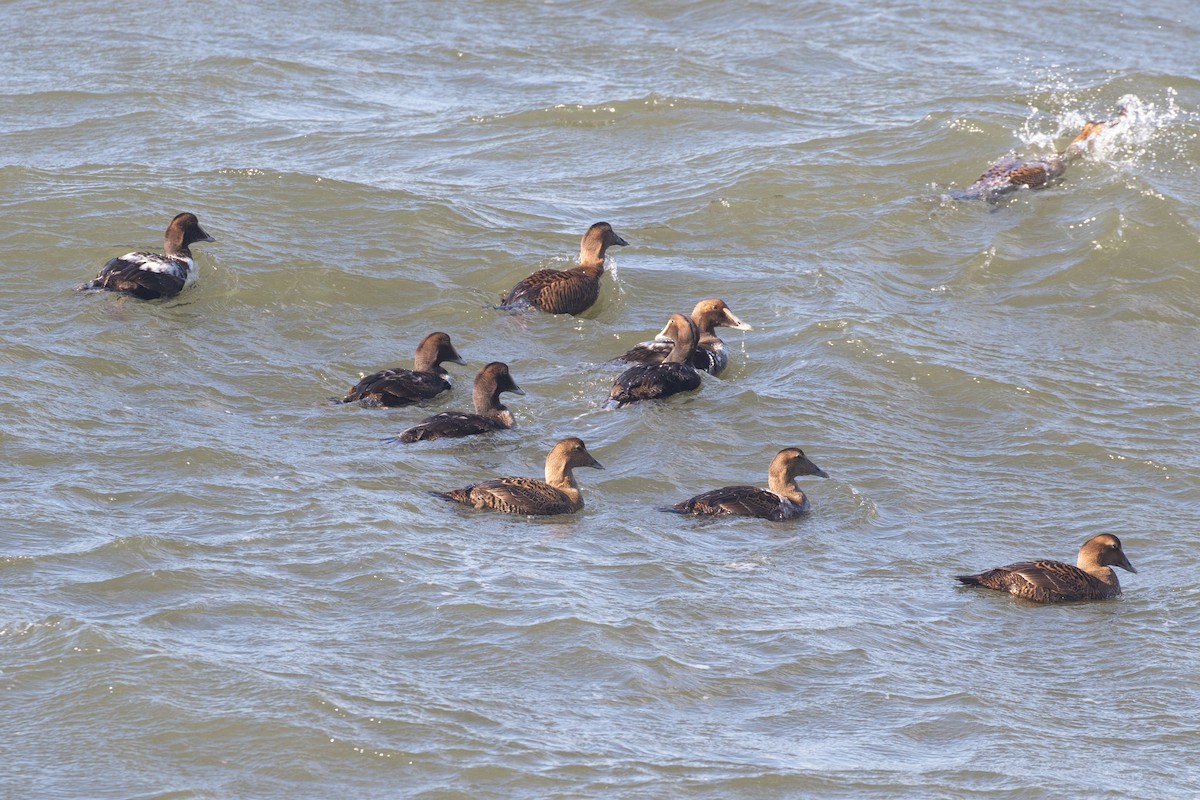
(604, 313, 702, 408)
(956, 533, 1136, 603)
(336, 332, 464, 407)
(433, 437, 603, 515)
(610, 298, 752, 375)
(78, 213, 215, 299)
(664, 448, 829, 520)
(497, 222, 628, 315)
(954, 110, 1125, 202)
(395, 362, 524, 442)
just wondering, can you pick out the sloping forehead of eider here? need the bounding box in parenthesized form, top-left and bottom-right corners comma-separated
(478, 361, 509, 380)
(771, 447, 827, 479)
(476, 361, 517, 388)
(419, 332, 454, 351)
(664, 313, 697, 341)
(1086, 533, 1123, 550)
(770, 448, 806, 471)
(556, 436, 587, 452)
(691, 298, 729, 318)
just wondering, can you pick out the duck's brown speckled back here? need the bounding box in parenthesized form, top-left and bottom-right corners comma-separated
(498, 222, 628, 315)
(956, 533, 1136, 602)
(952, 112, 1124, 202)
(433, 437, 604, 515)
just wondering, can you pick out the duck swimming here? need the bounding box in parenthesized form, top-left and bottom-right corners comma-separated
(604, 313, 702, 408)
(394, 362, 524, 442)
(433, 437, 604, 515)
(955, 533, 1136, 603)
(336, 332, 464, 407)
(609, 298, 752, 375)
(953, 110, 1125, 202)
(78, 213, 214, 299)
(497, 222, 628, 315)
(664, 447, 828, 520)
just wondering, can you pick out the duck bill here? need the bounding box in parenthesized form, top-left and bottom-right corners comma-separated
(801, 457, 829, 479)
(198, 226, 216, 242)
(612, 234, 629, 247)
(509, 384, 527, 396)
(586, 455, 605, 470)
(724, 311, 752, 331)
(1117, 553, 1137, 573)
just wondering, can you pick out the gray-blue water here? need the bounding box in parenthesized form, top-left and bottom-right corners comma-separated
(3, 1, 1200, 797)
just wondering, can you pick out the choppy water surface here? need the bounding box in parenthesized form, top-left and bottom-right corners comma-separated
(3, 1, 1200, 797)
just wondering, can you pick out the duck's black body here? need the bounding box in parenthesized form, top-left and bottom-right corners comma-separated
(338, 332, 464, 407)
(605, 314, 702, 408)
(665, 448, 828, 521)
(396, 362, 523, 442)
(79, 213, 214, 300)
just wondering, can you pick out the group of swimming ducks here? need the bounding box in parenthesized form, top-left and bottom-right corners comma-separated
(75, 112, 1136, 604)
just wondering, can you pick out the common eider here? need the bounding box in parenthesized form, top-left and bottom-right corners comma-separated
(664, 447, 829, 520)
(394, 361, 524, 442)
(604, 313, 702, 408)
(955, 533, 1136, 603)
(433, 437, 603, 515)
(78, 213, 214, 300)
(953, 110, 1125, 202)
(337, 332, 464, 407)
(610, 298, 752, 375)
(497, 222, 628, 315)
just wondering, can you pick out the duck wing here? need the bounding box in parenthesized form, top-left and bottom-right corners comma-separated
(957, 559, 1100, 602)
(607, 363, 701, 407)
(669, 485, 791, 520)
(500, 268, 597, 314)
(82, 254, 188, 300)
(609, 340, 671, 366)
(341, 369, 449, 406)
(396, 412, 506, 442)
(1004, 160, 1060, 189)
(453, 477, 574, 515)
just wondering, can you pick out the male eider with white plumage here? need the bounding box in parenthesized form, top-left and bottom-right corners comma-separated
(433, 437, 603, 515)
(497, 222, 628, 315)
(610, 298, 752, 375)
(955, 533, 1136, 603)
(604, 313, 702, 408)
(336, 332, 465, 407)
(664, 448, 829, 520)
(394, 361, 524, 442)
(78, 213, 214, 300)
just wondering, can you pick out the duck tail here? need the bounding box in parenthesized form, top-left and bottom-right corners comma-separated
(656, 505, 689, 515)
(954, 574, 984, 587)
(430, 489, 470, 504)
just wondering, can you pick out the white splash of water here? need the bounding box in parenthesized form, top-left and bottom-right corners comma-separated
(1017, 88, 1190, 174)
